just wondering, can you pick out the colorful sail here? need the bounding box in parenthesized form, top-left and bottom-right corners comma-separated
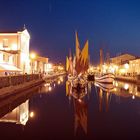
(67, 32, 89, 75)
(66, 56, 69, 72)
(75, 32, 81, 61)
(75, 40, 89, 74)
(80, 40, 89, 67)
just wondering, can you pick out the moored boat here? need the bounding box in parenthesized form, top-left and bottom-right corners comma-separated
(71, 76, 87, 90)
(94, 81, 114, 92)
(95, 73, 115, 84)
(66, 32, 89, 89)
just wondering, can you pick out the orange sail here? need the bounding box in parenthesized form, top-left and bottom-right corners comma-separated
(80, 40, 89, 71)
(75, 40, 89, 75)
(66, 56, 69, 72)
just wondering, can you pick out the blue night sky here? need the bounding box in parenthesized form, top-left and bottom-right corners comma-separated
(0, 0, 140, 64)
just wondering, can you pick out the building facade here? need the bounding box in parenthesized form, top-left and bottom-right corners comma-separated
(31, 55, 49, 74)
(128, 58, 140, 75)
(110, 53, 136, 65)
(0, 28, 30, 74)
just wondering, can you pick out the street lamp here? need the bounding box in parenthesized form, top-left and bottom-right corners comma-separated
(30, 52, 36, 74)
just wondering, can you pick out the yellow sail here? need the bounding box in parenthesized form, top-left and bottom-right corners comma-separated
(75, 40, 89, 74)
(66, 56, 69, 71)
(80, 40, 88, 64)
(75, 31, 81, 61)
(66, 80, 69, 96)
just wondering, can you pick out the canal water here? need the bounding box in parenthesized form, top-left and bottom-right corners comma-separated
(0, 75, 140, 140)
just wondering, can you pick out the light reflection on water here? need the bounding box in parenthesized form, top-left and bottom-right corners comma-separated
(0, 76, 140, 139)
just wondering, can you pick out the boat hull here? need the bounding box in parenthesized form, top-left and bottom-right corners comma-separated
(95, 73, 115, 84)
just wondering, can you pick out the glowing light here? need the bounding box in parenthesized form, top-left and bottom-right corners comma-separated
(132, 95, 135, 100)
(58, 66, 64, 71)
(48, 86, 52, 91)
(46, 63, 53, 72)
(119, 69, 125, 74)
(44, 83, 50, 87)
(124, 63, 129, 69)
(47, 63, 52, 69)
(30, 112, 34, 118)
(58, 80, 61, 85)
(124, 84, 129, 90)
(59, 77, 63, 82)
(78, 99, 82, 103)
(30, 53, 36, 59)
(114, 88, 117, 91)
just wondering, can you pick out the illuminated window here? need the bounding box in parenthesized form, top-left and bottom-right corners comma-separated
(3, 39, 8, 48)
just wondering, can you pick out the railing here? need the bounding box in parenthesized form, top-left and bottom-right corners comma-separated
(0, 74, 41, 89)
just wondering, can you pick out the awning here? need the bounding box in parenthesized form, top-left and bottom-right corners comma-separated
(0, 63, 21, 72)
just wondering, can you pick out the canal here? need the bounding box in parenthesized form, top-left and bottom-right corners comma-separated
(0, 75, 140, 140)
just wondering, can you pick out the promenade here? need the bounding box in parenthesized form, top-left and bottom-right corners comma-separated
(115, 75, 140, 84)
(0, 72, 66, 99)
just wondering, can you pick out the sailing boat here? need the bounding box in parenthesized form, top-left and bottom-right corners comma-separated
(95, 48, 115, 83)
(66, 50, 77, 81)
(66, 32, 89, 85)
(68, 32, 89, 89)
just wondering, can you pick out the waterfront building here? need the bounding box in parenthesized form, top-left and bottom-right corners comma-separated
(30, 54, 49, 74)
(0, 28, 30, 74)
(110, 53, 136, 65)
(128, 58, 140, 76)
(107, 53, 137, 75)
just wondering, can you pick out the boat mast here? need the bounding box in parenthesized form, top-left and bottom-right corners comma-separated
(100, 48, 103, 73)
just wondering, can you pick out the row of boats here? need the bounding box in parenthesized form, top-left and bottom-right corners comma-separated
(66, 32, 115, 90)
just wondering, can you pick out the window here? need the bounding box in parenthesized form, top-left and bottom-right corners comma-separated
(3, 39, 8, 48)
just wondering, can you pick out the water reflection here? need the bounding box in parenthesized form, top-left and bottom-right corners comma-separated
(95, 81, 140, 99)
(94, 80, 140, 112)
(40, 76, 64, 93)
(65, 79, 140, 136)
(0, 76, 65, 126)
(66, 80, 88, 135)
(0, 76, 139, 139)
(0, 100, 29, 125)
(66, 80, 87, 100)
(74, 98, 87, 135)
(113, 81, 140, 99)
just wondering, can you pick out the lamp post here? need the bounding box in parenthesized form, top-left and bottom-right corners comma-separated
(30, 53, 36, 74)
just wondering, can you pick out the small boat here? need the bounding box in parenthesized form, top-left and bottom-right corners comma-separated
(94, 81, 114, 92)
(66, 80, 87, 100)
(95, 73, 115, 84)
